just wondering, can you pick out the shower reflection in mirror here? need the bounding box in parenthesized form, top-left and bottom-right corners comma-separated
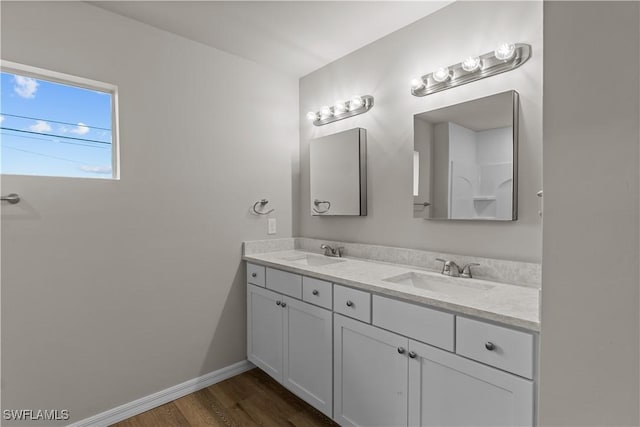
(413, 91, 518, 221)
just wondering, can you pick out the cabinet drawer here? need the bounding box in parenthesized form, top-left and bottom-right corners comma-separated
(372, 295, 454, 351)
(247, 263, 266, 287)
(456, 317, 534, 379)
(302, 277, 332, 310)
(333, 284, 371, 323)
(266, 268, 302, 299)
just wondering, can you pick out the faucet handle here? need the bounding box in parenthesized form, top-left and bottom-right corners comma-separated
(435, 258, 448, 274)
(336, 247, 344, 257)
(460, 263, 480, 278)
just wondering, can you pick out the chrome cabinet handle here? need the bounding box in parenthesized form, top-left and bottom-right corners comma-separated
(312, 289, 319, 296)
(1, 193, 20, 204)
(281, 302, 287, 308)
(408, 351, 417, 359)
(485, 342, 495, 351)
(345, 300, 353, 307)
(251, 273, 257, 278)
(397, 347, 406, 354)
(276, 301, 281, 306)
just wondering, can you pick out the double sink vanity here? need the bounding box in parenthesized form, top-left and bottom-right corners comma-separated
(246, 82, 539, 426)
(243, 238, 540, 427)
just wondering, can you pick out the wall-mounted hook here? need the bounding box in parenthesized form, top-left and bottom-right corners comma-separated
(313, 199, 331, 214)
(252, 199, 274, 215)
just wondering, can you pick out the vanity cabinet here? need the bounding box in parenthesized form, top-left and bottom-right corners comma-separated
(333, 314, 533, 427)
(408, 339, 533, 427)
(246, 262, 536, 426)
(247, 284, 283, 380)
(247, 281, 333, 417)
(283, 296, 333, 416)
(334, 314, 409, 427)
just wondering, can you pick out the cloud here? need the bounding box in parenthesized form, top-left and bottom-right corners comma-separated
(69, 123, 90, 135)
(80, 165, 112, 174)
(29, 120, 52, 133)
(13, 76, 39, 99)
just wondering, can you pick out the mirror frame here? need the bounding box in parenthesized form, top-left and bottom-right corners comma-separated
(413, 90, 519, 221)
(310, 127, 367, 216)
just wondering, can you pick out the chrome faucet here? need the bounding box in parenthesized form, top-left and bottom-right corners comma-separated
(436, 258, 461, 277)
(460, 263, 480, 278)
(321, 244, 344, 258)
(436, 258, 480, 278)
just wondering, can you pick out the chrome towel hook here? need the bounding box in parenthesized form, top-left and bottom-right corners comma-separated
(313, 199, 331, 214)
(252, 199, 274, 215)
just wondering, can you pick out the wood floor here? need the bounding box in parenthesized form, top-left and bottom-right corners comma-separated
(112, 368, 338, 427)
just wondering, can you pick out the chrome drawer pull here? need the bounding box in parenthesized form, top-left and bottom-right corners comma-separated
(485, 342, 495, 351)
(312, 289, 319, 296)
(346, 300, 353, 307)
(397, 347, 406, 354)
(251, 273, 257, 278)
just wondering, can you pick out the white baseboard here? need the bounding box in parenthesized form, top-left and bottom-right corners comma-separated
(68, 360, 254, 427)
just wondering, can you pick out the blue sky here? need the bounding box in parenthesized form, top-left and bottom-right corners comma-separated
(0, 71, 113, 178)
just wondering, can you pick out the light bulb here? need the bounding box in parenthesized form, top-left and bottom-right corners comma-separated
(349, 96, 364, 110)
(320, 106, 332, 118)
(306, 111, 318, 121)
(461, 56, 481, 72)
(432, 67, 450, 83)
(411, 78, 425, 90)
(334, 100, 347, 114)
(494, 43, 516, 61)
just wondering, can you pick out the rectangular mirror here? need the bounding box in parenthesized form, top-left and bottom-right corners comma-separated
(413, 91, 518, 221)
(310, 128, 367, 216)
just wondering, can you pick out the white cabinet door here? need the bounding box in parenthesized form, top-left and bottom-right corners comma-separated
(408, 339, 534, 427)
(282, 297, 333, 417)
(334, 314, 409, 427)
(247, 284, 284, 382)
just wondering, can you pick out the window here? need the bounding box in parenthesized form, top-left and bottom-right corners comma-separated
(0, 61, 119, 179)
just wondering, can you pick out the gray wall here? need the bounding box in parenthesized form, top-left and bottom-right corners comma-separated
(296, 1, 543, 263)
(539, 2, 640, 425)
(1, 2, 297, 425)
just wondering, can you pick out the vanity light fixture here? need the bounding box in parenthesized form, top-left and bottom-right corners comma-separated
(432, 67, 451, 83)
(461, 56, 482, 72)
(306, 95, 374, 126)
(411, 43, 531, 97)
(410, 78, 425, 90)
(494, 43, 516, 61)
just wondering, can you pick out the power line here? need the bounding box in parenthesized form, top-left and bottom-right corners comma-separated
(1, 131, 109, 149)
(2, 144, 85, 164)
(0, 127, 111, 145)
(0, 112, 112, 131)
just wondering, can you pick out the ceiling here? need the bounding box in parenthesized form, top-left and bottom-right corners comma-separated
(91, 1, 452, 77)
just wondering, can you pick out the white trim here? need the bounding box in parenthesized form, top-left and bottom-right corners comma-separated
(67, 360, 254, 427)
(0, 60, 117, 92)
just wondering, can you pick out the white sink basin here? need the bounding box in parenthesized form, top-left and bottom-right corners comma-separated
(383, 271, 494, 295)
(280, 254, 346, 267)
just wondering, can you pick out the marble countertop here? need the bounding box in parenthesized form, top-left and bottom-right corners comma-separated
(243, 249, 540, 331)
